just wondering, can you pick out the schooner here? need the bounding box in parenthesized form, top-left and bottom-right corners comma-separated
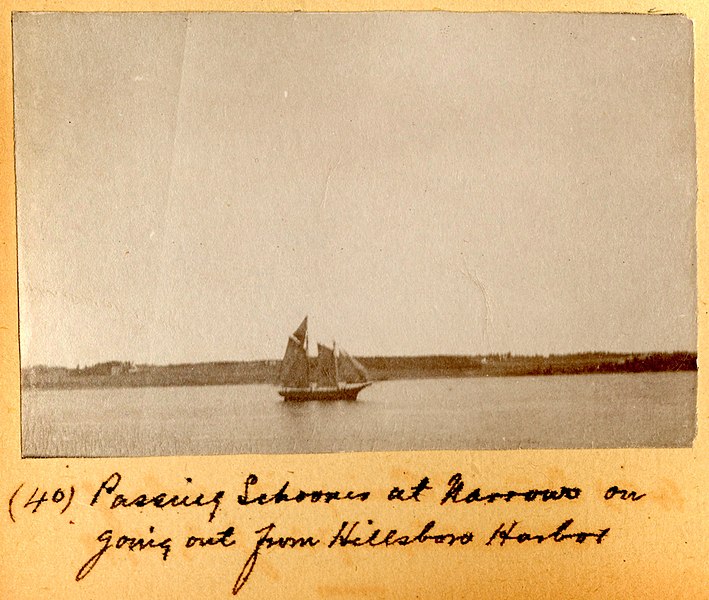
(278, 317, 371, 401)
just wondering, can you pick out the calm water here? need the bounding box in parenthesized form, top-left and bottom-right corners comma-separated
(21, 371, 697, 457)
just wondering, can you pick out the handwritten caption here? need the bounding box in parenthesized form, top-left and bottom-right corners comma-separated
(6, 472, 645, 596)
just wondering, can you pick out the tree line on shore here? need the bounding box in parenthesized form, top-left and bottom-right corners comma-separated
(22, 351, 697, 390)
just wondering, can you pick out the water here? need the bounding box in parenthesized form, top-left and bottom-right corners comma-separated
(21, 371, 697, 457)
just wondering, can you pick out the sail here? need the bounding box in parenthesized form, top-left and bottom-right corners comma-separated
(337, 349, 369, 383)
(280, 336, 309, 387)
(292, 317, 308, 345)
(313, 343, 337, 388)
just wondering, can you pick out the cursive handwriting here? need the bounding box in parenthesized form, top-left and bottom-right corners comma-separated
(76, 525, 172, 582)
(91, 473, 224, 522)
(237, 474, 370, 506)
(441, 473, 582, 504)
(232, 523, 319, 596)
(186, 527, 238, 548)
(232, 519, 475, 595)
(15, 472, 633, 596)
(328, 518, 474, 548)
(485, 519, 610, 546)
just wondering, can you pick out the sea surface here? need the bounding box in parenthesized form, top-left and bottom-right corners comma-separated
(21, 371, 697, 457)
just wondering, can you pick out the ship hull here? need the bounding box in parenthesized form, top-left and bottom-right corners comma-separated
(278, 382, 371, 401)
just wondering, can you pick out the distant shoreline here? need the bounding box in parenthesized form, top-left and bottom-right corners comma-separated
(22, 352, 697, 391)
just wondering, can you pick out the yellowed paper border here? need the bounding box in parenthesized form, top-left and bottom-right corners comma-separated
(1, 1, 707, 598)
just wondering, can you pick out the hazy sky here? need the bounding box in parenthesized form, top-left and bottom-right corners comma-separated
(14, 12, 696, 366)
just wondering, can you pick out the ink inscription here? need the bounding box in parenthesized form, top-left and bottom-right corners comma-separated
(4, 472, 644, 597)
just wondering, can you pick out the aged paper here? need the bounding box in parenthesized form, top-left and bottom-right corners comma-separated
(1, 1, 707, 598)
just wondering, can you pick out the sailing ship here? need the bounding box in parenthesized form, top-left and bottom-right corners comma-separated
(278, 317, 371, 401)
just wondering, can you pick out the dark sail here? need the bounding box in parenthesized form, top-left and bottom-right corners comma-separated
(292, 317, 308, 345)
(280, 320, 309, 387)
(337, 349, 369, 383)
(278, 319, 371, 400)
(314, 343, 337, 387)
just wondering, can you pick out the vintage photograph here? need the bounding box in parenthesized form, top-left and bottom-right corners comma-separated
(14, 12, 697, 457)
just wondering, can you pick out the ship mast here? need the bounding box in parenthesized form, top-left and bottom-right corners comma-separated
(305, 326, 311, 386)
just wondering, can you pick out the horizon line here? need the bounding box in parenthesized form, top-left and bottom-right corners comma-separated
(23, 349, 699, 371)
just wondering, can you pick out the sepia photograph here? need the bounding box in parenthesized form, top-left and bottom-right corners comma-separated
(14, 11, 697, 457)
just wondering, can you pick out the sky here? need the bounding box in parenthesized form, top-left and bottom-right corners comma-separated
(13, 12, 697, 367)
